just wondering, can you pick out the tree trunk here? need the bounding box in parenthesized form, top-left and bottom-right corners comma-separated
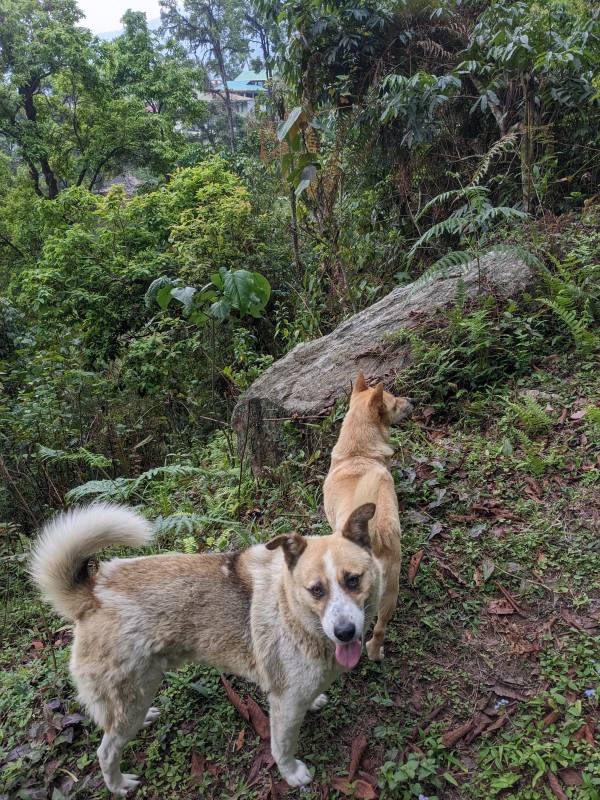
(520, 73, 536, 214)
(289, 184, 303, 279)
(20, 83, 59, 199)
(214, 40, 236, 150)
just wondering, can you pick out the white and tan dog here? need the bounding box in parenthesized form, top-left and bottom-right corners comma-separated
(30, 502, 382, 796)
(324, 372, 413, 661)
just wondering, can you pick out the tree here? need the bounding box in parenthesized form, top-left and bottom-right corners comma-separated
(160, 0, 250, 149)
(0, 0, 91, 198)
(106, 10, 207, 126)
(459, 0, 600, 212)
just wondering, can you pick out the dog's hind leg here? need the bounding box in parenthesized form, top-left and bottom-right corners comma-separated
(269, 692, 312, 787)
(366, 562, 400, 661)
(95, 677, 163, 796)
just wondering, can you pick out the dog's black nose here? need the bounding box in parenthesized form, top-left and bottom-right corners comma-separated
(334, 622, 356, 642)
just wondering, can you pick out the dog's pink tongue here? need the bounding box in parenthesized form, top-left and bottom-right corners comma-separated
(335, 640, 362, 669)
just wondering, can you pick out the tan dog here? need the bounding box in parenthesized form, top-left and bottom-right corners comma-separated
(323, 372, 413, 661)
(30, 502, 382, 796)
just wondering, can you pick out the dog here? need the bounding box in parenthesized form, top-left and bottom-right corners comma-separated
(323, 372, 413, 661)
(30, 501, 382, 796)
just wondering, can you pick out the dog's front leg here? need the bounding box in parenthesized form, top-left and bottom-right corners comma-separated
(269, 692, 312, 787)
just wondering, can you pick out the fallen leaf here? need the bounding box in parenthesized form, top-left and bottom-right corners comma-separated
(487, 599, 515, 615)
(484, 703, 517, 734)
(482, 558, 495, 582)
(561, 609, 597, 632)
(495, 583, 527, 617)
(407, 549, 424, 586)
(235, 728, 246, 751)
(524, 477, 542, 497)
(493, 684, 532, 702)
(570, 409, 587, 421)
(559, 768, 583, 786)
(61, 713, 86, 728)
(441, 720, 474, 748)
(348, 734, 367, 779)
(331, 776, 377, 799)
(190, 750, 205, 783)
(546, 770, 568, 800)
(220, 675, 249, 721)
(447, 513, 479, 523)
(247, 742, 274, 786)
(32, 640, 44, 650)
(246, 696, 270, 740)
(542, 710, 561, 728)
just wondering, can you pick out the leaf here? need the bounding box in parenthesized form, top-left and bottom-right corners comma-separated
(247, 741, 274, 786)
(331, 776, 377, 799)
(156, 284, 174, 310)
(235, 729, 245, 751)
(246, 696, 270, 740)
(348, 733, 367, 779)
(493, 683, 532, 702)
(407, 549, 425, 585)
(277, 106, 305, 142)
(295, 165, 318, 198)
(210, 298, 232, 321)
(170, 286, 196, 310)
(546, 770, 568, 800)
(220, 675, 249, 721)
(559, 768, 583, 786)
(190, 750, 205, 783)
(490, 773, 521, 791)
(482, 558, 495, 581)
(570, 409, 587, 420)
(487, 599, 515, 615)
(441, 720, 474, 747)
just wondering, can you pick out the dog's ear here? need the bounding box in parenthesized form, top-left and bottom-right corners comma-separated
(353, 371, 368, 394)
(341, 503, 375, 550)
(265, 532, 307, 571)
(368, 382, 384, 411)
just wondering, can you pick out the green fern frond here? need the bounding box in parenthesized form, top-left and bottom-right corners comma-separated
(129, 464, 205, 494)
(506, 396, 553, 436)
(488, 245, 542, 269)
(538, 298, 596, 351)
(65, 478, 132, 504)
(470, 132, 519, 186)
(408, 250, 475, 294)
(416, 186, 487, 221)
(408, 216, 466, 258)
(37, 445, 113, 469)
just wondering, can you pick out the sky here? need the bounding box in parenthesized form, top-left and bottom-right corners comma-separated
(77, 0, 161, 34)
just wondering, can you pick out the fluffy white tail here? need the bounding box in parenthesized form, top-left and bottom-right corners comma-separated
(30, 503, 153, 620)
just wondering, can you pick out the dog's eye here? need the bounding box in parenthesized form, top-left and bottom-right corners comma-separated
(308, 583, 325, 599)
(345, 574, 361, 591)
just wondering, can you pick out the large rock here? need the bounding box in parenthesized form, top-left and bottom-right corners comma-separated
(232, 252, 535, 474)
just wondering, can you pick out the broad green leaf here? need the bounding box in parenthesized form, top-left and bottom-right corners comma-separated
(156, 284, 174, 310)
(171, 286, 196, 310)
(277, 106, 305, 142)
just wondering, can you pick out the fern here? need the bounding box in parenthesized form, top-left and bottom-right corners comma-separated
(506, 396, 553, 436)
(128, 464, 205, 494)
(65, 478, 132, 504)
(538, 298, 596, 352)
(415, 186, 487, 221)
(470, 132, 519, 186)
(37, 445, 112, 469)
(65, 464, 206, 505)
(408, 250, 475, 293)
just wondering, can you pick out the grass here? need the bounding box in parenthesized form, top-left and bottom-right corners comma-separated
(1, 350, 599, 800)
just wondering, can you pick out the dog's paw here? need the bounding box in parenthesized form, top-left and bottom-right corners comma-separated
(143, 707, 161, 727)
(366, 638, 384, 661)
(310, 693, 328, 711)
(281, 759, 312, 787)
(111, 773, 140, 796)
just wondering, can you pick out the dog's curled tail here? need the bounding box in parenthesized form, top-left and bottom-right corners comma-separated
(30, 503, 153, 621)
